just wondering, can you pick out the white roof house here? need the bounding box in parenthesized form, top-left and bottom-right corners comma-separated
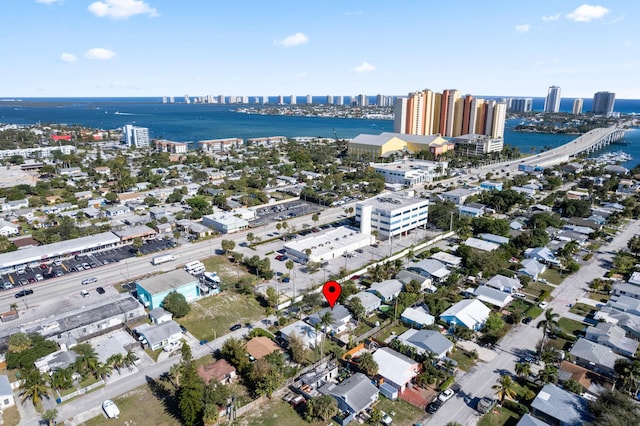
(0, 375, 15, 409)
(463, 237, 500, 252)
(368, 279, 403, 303)
(474, 286, 514, 308)
(408, 259, 451, 281)
(400, 306, 435, 328)
(430, 252, 462, 268)
(307, 305, 352, 334)
(372, 347, 420, 391)
(279, 320, 321, 349)
(518, 258, 547, 280)
(629, 271, 640, 286)
(486, 274, 522, 293)
(351, 291, 382, 314)
(440, 299, 491, 331)
(397, 329, 453, 359)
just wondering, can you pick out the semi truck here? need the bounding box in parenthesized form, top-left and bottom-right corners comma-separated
(151, 254, 176, 265)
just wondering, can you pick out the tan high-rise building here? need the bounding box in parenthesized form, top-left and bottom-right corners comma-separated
(440, 89, 461, 137)
(395, 89, 437, 136)
(469, 97, 485, 135)
(433, 93, 442, 135)
(490, 102, 507, 139)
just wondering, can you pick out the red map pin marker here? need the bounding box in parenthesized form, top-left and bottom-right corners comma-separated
(322, 281, 342, 309)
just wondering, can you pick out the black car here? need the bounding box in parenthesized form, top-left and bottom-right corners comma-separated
(426, 400, 442, 414)
(230, 323, 242, 331)
(522, 316, 533, 324)
(180, 325, 187, 334)
(15, 289, 34, 298)
(96, 287, 106, 294)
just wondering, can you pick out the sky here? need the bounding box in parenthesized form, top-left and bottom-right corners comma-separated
(1, 0, 639, 99)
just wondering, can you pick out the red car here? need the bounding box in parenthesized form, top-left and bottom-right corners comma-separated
(275, 254, 288, 261)
(39, 264, 48, 270)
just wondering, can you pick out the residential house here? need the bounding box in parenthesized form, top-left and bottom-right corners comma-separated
(486, 274, 522, 293)
(279, 320, 321, 349)
(439, 188, 477, 205)
(367, 279, 403, 303)
(400, 306, 435, 329)
(530, 383, 592, 426)
(605, 295, 640, 316)
(629, 271, 640, 286)
(0, 375, 15, 409)
(584, 322, 639, 358)
(307, 305, 352, 334)
(612, 282, 640, 300)
(350, 292, 381, 315)
(519, 258, 547, 281)
(149, 307, 173, 324)
(0, 220, 19, 237)
(106, 205, 129, 217)
(397, 329, 453, 359)
(474, 286, 514, 309)
(372, 347, 420, 392)
(197, 359, 237, 385)
(245, 336, 282, 360)
(430, 252, 462, 268)
(320, 372, 379, 425)
(396, 270, 436, 293)
(525, 247, 560, 265)
(478, 233, 509, 245)
(458, 205, 484, 218)
(516, 414, 550, 426)
(407, 259, 451, 282)
(557, 361, 614, 398)
(440, 299, 491, 331)
(134, 321, 183, 351)
(594, 308, 640, 340)
(34, 350, 78, 374)
(463, 237, 499, 252)
(569, 338, 626, 378)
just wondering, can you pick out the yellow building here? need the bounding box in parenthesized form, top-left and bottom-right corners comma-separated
(348, 132, 451, 160)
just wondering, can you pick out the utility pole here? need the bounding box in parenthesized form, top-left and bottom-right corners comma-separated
(449, 211, 454, 232)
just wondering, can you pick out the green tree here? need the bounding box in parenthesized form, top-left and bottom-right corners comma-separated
(627, 235, 640, 258)
(162, 291, 191, 318)
(20, 369, 50, 406)
(492, 374, 517, 404)
(515, 362, 531, 378)
(305, 394, 338, 422)
(563, 379, 583, 394)
(357, 351, 379, 377)
(588, 390, 640, 426)
(8, 332, 32, 353)
(177, 341, 204, 426)
(288, 333, 307, 364)
(42, 408, 58, 426)
(319, 311, 335, 359)
(266, 286, 279, 309)
(221, 239, 235, 253)
(73, 343, 99, 377)
(104, 192, 118, 204)
(221, 337, 250, 374)
(347, 296, 366, 322)
(484, 312, 505, 334)
(537, 308, 559, 355)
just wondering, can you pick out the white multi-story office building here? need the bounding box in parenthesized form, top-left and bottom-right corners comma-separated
(122, 125, 150, 148)
(336, 96, 344, 106)
(355, 192, 429, 240)
(573, 98, 584, 115)
(453, 134, 504, 156)
(371, 159, 448, 187)
(544, 86, 561, 113)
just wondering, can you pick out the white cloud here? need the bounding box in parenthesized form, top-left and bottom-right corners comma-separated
(515, 24, 530, 33)
(84, 48, 116, 60)
(274, 32, 309, 47)
(59, 52, 77, 63)
(352, 62, 376, 73)
(88, 0, 158, 19)
(566, 4, 609, 22)
(542, 14, 560, 22)
(36, 0, 63, 4)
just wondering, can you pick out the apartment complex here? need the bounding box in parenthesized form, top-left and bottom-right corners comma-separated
(371, 159, 448, 186)
(592, 91, 616, 116)
(153, 140, 188, 154)
(393, 89, 506, 139)
(573, 98, 584, 115)
(544, 86, 562, 113)
(509, 98, 533, 113)
(355, 192, 429, 239)
(122, 125, 150, 148)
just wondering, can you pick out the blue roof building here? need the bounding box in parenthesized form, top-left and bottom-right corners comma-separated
(135, 269, 201, 310)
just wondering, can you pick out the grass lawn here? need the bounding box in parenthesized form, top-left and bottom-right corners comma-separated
(539, 269, 564, 285)
(558, 318, 586, 337)
(237, 399, 327, 426)
(478, 406, 520, 426)
(354, 321, 373, 336)
(201, 254, 254, 285)
(587, 292, 610, 303)
(449, 348, 477, 371)
(569, 303, 595, 317)
(375, 322, 409, 342)
(524, 282, 555, 298)
(375, 396, 425, 426)
(85, 384, 180, 426)
(524, 306, 543, 319)
(176, 290, 265, 342)
(145, 347, 164, 362)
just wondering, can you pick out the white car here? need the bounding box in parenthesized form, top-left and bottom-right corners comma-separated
(163, 340, 182, 352)
(438, 388, 455, 403)
(538, 301, 549, 309)
(380, 411, 392, 425)
(513, 293, 526, 299)
(102, 400, 120, 419)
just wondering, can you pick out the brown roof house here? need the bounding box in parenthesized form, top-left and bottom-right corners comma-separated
(246, 336, 282, 360)
(197, 359, 237, 385)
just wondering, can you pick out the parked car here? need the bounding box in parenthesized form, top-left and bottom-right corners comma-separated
(522, 316, 533, 324)
(39, 264, 48, 270)
(82, 277, 98, 285)
(80, 290, 90, 298)
(538, 301, 548, 309)
(96, 287, 106, 294)
(54, 270, 64, 277)
(437, 389, 455, 403)
(163, 341, 181, 352)
(34, 273, 43, 281)
(476, 397, 496, 414)
(19, 279, 28, 286)
(426, 400, 442, 414)
(513, 292, 526, 299)
(15, 289, 34, 298)
(230, 323, 242, 331)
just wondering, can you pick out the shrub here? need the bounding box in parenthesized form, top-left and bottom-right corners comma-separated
(438, 376, 455, 391)
(503, 400, 529, 415)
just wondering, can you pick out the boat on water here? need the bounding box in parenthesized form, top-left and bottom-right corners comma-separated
(102, 399, 120, 419)
(589, 151, 632, 164)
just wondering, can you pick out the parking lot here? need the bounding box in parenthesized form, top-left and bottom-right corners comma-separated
(0, 238, 175, 293)
(252, 200, 321, 226)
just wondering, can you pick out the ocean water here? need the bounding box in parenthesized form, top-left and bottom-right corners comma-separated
(0, 97, 638, 168)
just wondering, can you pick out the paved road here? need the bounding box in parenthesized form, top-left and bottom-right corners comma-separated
(427, 219, 638, 426)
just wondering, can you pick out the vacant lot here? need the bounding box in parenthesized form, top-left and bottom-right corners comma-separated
(237, 399, 326, 426)
(376, 396, 425, 426)
(176, 291, 265, 342)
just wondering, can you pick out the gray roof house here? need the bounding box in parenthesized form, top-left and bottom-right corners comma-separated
(396, 270, 436, 293)
(400, 306, 435, 329)
(486, 274, 522, 293)
(518, 258, 547, 280)
(569, 338, 626, 377)
(350, 291, 381, 315)
(134, 320, 183, 351)
(530, 383, 592, 426)
(149, 307, 173, 324)
(320, 372, 378, 422)
(0, 375, 15, 409)
(367, 279, 403, 303)
(516, 413, 550, 426)
(594, 308, 640, 340)
(524, 247, 560, 265)
(613, 282, 640, 300)
(584, 322, 639, 358)
(279, 320, 321, 349)
(407, 259, 451, 281)
(474, 285, 514, 308)
(605, 295, 640, 316)
(307, 304, 352, 334)
(397, 329, 453, 359)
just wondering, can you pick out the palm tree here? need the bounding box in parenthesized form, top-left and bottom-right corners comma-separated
(168, 363, 183, 388)
(107, 353, 125, 374)
(536, 308, 559, 355)
(614, 359, 640, 393)
(73, 343, 99, 377)
(94, 362, 112, 381)
(9, 302, 18, 311)
(124, 350, 138, 369)
(492, 375, 517, 404)
(537, 364, 558, 384)
(515, 361, 532, 378)
(286, 259, 296, 309)
(319, 311, 335, 361)
(20, 370, 50, 406)
(50, 367, 73, 391)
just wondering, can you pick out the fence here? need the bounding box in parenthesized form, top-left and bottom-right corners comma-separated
(56, 379, 105, 403)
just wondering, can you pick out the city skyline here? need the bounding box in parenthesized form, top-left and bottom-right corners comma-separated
(1, 1, 638, 98)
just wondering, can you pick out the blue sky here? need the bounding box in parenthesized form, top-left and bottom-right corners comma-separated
(1, 0, 638, 98)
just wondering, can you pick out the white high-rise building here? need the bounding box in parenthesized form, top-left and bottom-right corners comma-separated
(393, 97, 409, 134)
(336, 96, 344, 106)
(290, 95, 296, 105)
(327, 95, 333, 105)
(490, 102, 507, 139)
(184, 94, 190, 104)
(572, 98, 584, 115)
(306, 94, 312, 105)
(355, 192, 429, 240)
(122, 125, 150, 148)
(544, 86, 561, 113)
